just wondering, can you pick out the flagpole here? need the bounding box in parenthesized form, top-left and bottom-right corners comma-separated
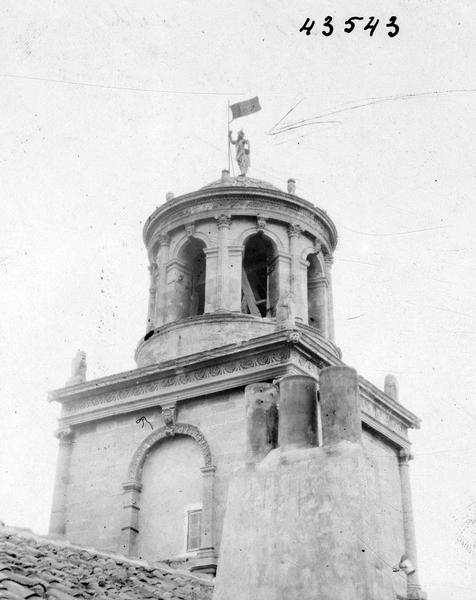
(227, 100, 231, 173)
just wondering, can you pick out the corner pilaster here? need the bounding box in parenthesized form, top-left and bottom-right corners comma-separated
(215, 214, 232, 312)
(324, 254, 335, 342)
(119, 481, 143, 557)
(48, 427, 74, 537)
(154, 234, 171, 326)
(398, 449, 426, 599)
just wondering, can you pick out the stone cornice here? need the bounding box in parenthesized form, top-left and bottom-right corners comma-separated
(49, 326, 420, 450)
(49, 330, 296, 405)
(359, 376, 421, 431)
(144, 187, 337, 251)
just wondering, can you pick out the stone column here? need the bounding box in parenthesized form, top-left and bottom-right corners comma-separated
(287, 224, 302, 314)
(203, 247, 219, 313)
(119, 481, 143, 557)
(319, 366, 361, 446)
(145, 263, 158, 332)
(215, 215, 232, 311)
(228, 245, 244, 312)
(324, 254, 335, 342)
(191, 465, 218, 576)
(245, 383, 278, 463)
(48, 428, 74, 537)
(154, 234, 170, 326)
(298, 257, 310, 324)
(278, 375, 317, 450)
(399, 449, 425, 599)
(308, 275, 329, 335)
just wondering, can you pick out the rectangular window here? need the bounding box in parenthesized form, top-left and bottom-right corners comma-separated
(186, 508, 202, 552)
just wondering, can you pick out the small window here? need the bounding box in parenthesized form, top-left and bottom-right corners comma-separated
(186, 508, 202, 552)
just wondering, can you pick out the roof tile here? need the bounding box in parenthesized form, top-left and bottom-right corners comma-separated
(0, 527, 213, 600)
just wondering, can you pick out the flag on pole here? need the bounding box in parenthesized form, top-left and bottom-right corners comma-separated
(229, 96, 261, 121)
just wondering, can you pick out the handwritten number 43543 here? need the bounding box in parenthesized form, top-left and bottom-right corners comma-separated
(300, 16, 399, 37)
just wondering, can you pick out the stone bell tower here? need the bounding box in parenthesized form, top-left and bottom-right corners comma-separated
(48, 166, 425, 598)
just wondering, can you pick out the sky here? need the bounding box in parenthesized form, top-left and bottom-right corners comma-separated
(1, 1, 476, 598)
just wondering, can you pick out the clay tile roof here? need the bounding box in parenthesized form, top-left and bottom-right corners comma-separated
(0, 527, 213, 600)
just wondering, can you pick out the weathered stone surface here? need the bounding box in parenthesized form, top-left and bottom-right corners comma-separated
(213, 442, 395, 600)
(277, 375, 317, 450)
(320, 366, 362, 446)
(245, 383, 278, 463)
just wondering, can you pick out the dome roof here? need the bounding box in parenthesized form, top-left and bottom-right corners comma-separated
(201, 174, 280, 191)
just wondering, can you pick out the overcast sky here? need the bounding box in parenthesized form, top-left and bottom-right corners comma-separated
(1, 2, 476, 598)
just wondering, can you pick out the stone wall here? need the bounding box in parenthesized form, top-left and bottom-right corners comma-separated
(64, 389, 248, 558)
(212, 369, 411, 600)
(62, 378, 409, 586)
(361, 429, 407, 598)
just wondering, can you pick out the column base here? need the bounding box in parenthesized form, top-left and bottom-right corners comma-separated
(190, 548, 218, 577)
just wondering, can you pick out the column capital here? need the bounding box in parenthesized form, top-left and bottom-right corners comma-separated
(157, 233, 171, 247)
(399, 447, 414, 464)
(148, 262, 158, 276)
(287, 223, 302, 238)
(324, 254, 334, 267)
(55, 427, 74, 443)
(215, 214, 232, 229)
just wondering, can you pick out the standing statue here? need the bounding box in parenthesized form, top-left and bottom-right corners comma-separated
(229, 129, 250, 176)
(276, 291, 296, 330)
(66, 350, 87, 386)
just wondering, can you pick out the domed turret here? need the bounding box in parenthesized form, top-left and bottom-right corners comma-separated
(136, 170, 338, 367)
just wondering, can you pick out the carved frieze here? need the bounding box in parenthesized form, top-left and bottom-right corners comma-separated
(63, 349, 291, 415)
(359, 391, 407, 437)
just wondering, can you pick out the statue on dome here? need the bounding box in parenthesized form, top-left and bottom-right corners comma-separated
(229, 129, 250, 176)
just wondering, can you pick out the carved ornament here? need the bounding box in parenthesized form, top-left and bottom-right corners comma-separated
(287, 223, 302, 238)
(215, 214, 232, 229)
(185, 223, 196, 237)
(55, 427, 74, 443)
(157, 234, 170, 247)
(162, 405, 176, 432)
(256, 214, 267, 230)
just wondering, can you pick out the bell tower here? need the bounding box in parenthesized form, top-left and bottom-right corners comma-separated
(49, 161, 425, 598)
(136, 169, 339, 368)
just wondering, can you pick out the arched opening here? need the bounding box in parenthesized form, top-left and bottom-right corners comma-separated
(136, 436, 203, 562)
(307, 253, 327, 332)
(177, 238, 206, 318)
(242, 234, 279, 318)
